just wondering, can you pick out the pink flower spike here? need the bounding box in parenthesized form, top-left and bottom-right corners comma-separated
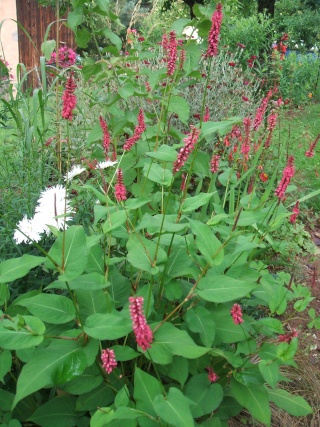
(203, 106, 210, 122)
(123, 109, 146, 151)
(115, 169, 127, 202)
(207, 367, 219, 383)
(99, 116, 111, 158)
(101, 349, 117, 374)
(129, 296, 153, 351)
(305, 133, 320, 158)
(290, 201, 300, 224)
(172, 125, 201, 174)
(241, 117, 251, 161)
(231, 303, 243, 325)
(62, 73, 77, 120)
(253, 89, 273, 131)
(210, 154, 220, 173)
(278, 328, 298, 344)
(167, 31, 178, 76)
(206, 3, 223, 57)
(275, 155, 295, 200)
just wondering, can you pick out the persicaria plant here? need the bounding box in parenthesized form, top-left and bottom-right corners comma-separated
(0, 2, 317, 427)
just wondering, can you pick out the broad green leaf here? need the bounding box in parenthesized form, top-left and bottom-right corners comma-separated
(86, 245, 104, 274)
(153, 388, 194, 427)
(0, 282, 9, 306)
(229, 210, 267, 227)
(197, 273, 257, 303)
(147, 322, 209, 364)
(136, 213, 187, 234)
(189, 219, 223, 266)
(231, 378, 271, 426)
(41, 40, 56, 60)
(127, 234, 167, 275)
(214, 396, 243, 419)
(84, 312, 132, 340)
(29, 396, 78, 427)
(17, 294, 76, 324)
(0, 315, 45, 350)
(102, 28, 122, 51)
(166, 248, 198, 279)
(96, 0, 109, 12)
(0, 349, 12, 381)
(0, 254, 45, 283)
(76, 289, 109, 321)
(269, 286, 288, 315)
(45, 226, 88, 281)
(146, 146, 177, 162)
(143, 163, 173, 187)
(0, 388, 14, 411)
(164, 356, 189, 386)
(13, 339, 89, 407)
(167, 96, 190, 124)
(134, 367, 163, 419)
(185, 374, 223, 418)
(182, 193, 215, 213)
(185, 307, 216, 347)
(76, 382, 114, 411)
(59, 364, 103, 395)
(103, 210, 127, 233)
(268, 388, 313, 416)
(125, 197, 151, 210)
(258, 360, 279, 389)
(46, 273, 107, 291)
(67, 7, 84, 31)
(76, 27, 92, 48)
(51, 350, 87, 385)
(86, 123, 103, 144)
(201, 118, 241, 140)
(112, 345, 139, 361)
(211, 309, 250, 344)
(170, 18, 191, 35)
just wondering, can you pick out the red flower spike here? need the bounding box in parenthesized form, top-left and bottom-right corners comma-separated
(207, 367, 219, 383)
(62, 73, 77, 121)
(129, 296, 153, 351)
(172, 125, 201, 174)
(289, 201, 300, 224)
(123, 109, 146, 151)
(231, 303, 243, 325)
(206, 3, 223, 57)
(99, 116, 111, 158)
(115, 169, 127, 202)
(101, 349, 117, 374)
(305, 133, 320, 158)
(275, 156, 295, 200)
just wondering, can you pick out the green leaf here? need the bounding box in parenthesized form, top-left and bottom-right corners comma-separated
(164, 356, 189, 387)
(189, 219, 223, 266)
(167, 96, 190, 124)
(146, 145, 177, 162)
(41, 40, 56, 60)
(103, 210, 127, 233)
(59, 365, 103, 395)
(84, 312, 132, 340)
(67, 7, 84, 32)
(197, 272, 257, 303)
(134, 367, 163, 419)
(0, 349, 12, 381)
(97, 0, 109, 12)
(102, 28, 122, 51)
(87, 123, 103, 144)
(201, 118, 241, 140)
(182, 193, 215, 213)
(13, 339, 89, 408)
(29, 396, 78, 427)
(0, 388, 14, 411)
(170, 18, 191, 35)
(147, 322, 209, 364)
(0, 254, 45, 283)
(76, 382, 114, 411)
(143, 163, 173, 187)
(185, 374, 223, 418)
(185, 307, 216, 347)
(268, 388, 313, 416)
(153, 388, 194, 427)
(45, 226, 88, 281)
(231, 378, 271, 426)
(0, 315, 45, 350)
(112, 345, 139, 361)
(17, 294, 76, 324)
(46, 273, 107, 291)
(127, 234, 167, 275)
(258, 360, 279, 389)
(76, 28, 92, 48)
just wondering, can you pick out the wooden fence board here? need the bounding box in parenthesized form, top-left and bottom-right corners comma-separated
(16, 0, 75, 88)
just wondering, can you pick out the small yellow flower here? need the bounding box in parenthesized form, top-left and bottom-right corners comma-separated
(308, 92, 313, 98)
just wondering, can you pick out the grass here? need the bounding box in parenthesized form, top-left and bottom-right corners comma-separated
(276, 103, 320, 211)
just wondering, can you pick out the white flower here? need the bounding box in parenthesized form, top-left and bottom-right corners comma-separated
(35, 185, 73, 231)
(182, 26, 202, 44)
(64, 164, 86, 181)
(13, 216, 43, 244)
(97, 160, 118, 169)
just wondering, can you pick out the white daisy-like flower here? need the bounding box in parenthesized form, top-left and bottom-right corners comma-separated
(13, 216, 43, 244)
(97, 160, 118, 169)
(64, 164, 86, 181)
(35, 184, 74, 231)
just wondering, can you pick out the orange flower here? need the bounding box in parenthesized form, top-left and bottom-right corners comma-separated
(260, 172, 268, 182)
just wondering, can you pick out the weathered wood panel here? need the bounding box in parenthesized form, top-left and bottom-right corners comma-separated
(16, 0, 75, 88)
